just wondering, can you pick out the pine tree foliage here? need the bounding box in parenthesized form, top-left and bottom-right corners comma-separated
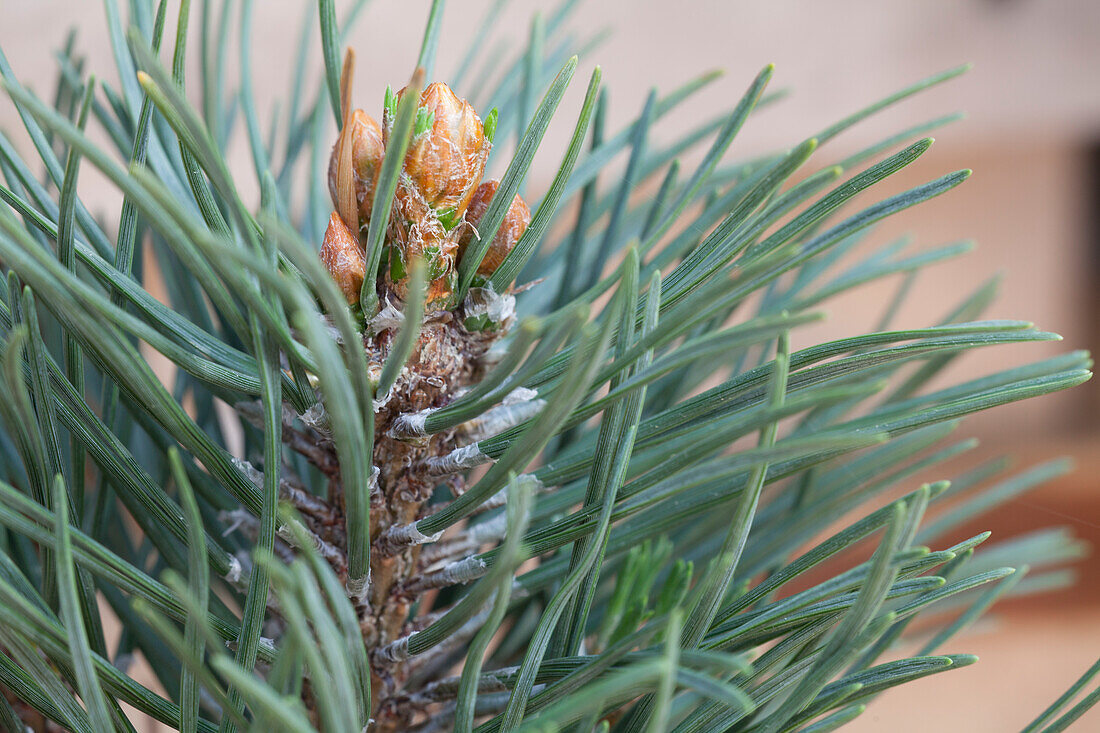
(0, 0, 1095, 731)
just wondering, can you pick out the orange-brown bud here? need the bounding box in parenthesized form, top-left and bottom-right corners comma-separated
(387, 82, 490, 223)
(328, 109, 384, 227)
(459, 180, 531, 277)
(379, 83, 490, 309)
(320, 211, 366, 305)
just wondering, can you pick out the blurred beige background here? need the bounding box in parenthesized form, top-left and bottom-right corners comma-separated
(3, 1, 1100, 730)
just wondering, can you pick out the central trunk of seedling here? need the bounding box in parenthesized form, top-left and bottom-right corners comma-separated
(245, 313, 505, 728)
(362, 317, 498, 721)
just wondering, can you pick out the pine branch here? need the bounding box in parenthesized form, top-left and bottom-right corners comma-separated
(0, 2, 1091, 732)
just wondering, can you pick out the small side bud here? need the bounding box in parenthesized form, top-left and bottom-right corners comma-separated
(319, 211, 366, 305)
(328, 110, 384, 226)
(459, 180, 531, 277)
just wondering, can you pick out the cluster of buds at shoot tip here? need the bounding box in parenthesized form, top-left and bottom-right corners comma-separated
(318, 65, 530, 319)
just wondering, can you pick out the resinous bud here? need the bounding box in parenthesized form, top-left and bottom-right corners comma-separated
(328, 109, 384, 227)
(320, 211, 366, 305)
(382, 82, 492, 308)
(459, 180, 531, 278)
(387, 82, 490, 224)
